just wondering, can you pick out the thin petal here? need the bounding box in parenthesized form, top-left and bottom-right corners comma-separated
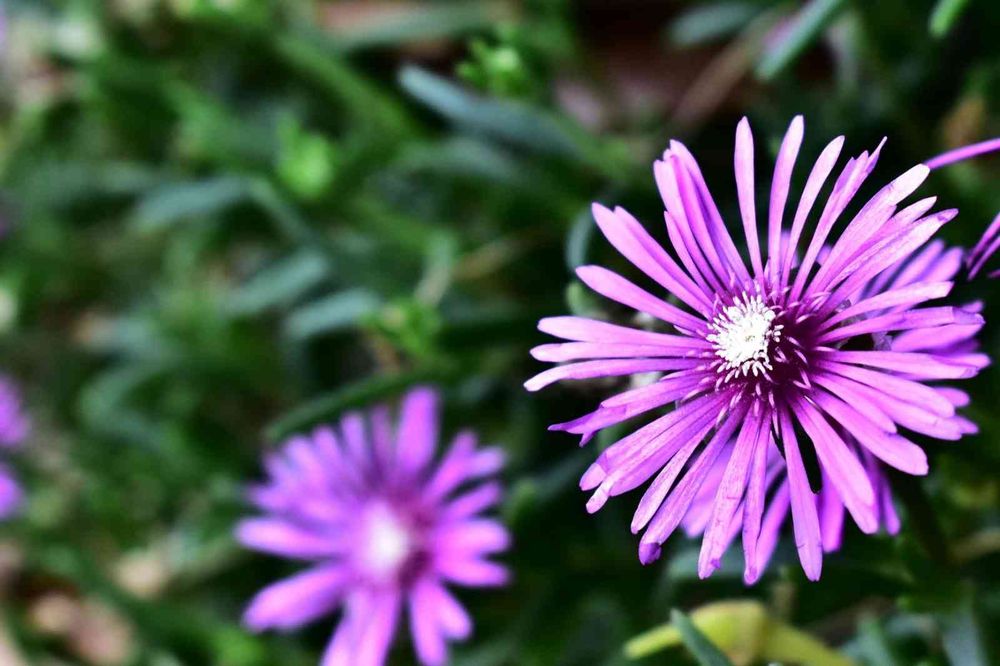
(244, 564, 348, 632)
(793, 398, 878, 533)
(396, 387, 440, 476)
(698, 408, 767, 578)
(779, 409, 822, 579)
(735, 117, 764, 278)
(767, 116, 804, 283)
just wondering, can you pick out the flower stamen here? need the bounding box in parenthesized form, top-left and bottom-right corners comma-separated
(707, 293, 783, 378)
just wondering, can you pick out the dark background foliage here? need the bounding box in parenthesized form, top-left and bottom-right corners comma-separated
(0, 0, 998, 664)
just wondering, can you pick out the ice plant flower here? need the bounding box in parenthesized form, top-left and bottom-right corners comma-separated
(0, 375, 30, 518)
(683, 238, 985, 580)
(526, 116, 995, 582)
(238, 387, 508, 666)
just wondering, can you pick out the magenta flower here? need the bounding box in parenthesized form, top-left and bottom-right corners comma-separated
(238, 387, 508, 666)
(0, 375, 29, 519)
(526, 116, 992, 582)
(684, 238, 984, 580)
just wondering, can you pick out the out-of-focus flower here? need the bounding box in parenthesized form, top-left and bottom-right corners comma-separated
(527, 116, 997, 582)
(238, 387, 508, 666)
(29, 594, 134, 666)
(0, 377, 29, 519)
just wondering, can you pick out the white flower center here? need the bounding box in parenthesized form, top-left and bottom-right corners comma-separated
(707, 294, 782, 377)
(359, 503, 413, 580)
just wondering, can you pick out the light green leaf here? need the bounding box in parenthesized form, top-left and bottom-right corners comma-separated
(399, 65, 583, 159)
(328, 1, 512, 53)
(227, 251, 330, 316)
(132, 177, 250, 232)
(858, 616, 902, 666)
(756, 0, 848, 81)
(929, 0, 972, 38)
(667, 3, 762, 47)
(671, 609, 736, 666)
(627, 601, 854, 666)
(283, 289, 381, 340)
(938, 586, 988, 666)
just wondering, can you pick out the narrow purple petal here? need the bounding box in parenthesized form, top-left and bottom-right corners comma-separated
(575, 265, 705, 332)
(968, 212, 1000, 278)
(435, 519, 510, 556)
(924, 137, 1000, 170)
(530, 342, 702, 363)
(244, 564, 349, 632)
(538, 316, 711, 348)
(818, 361, 956, 418)
(819, 281, 953, 332)
(778, 410, 823, 580)
(0, 467, 22, 519)
(793, 399, 878, 533)
(781, 135, 844, 285)
(747, 480, 791, 584)
(436, 556, 509, 587)
(591, 204, 712, 314)
(734, 117, 764, 278)
(236, 519, 345, 559)
(525, 358, 701, 392)
(698, 408, 767, 578)
(741, 420, 772, 583)
(812, 391, 928, 475)
(410, 579, 449, 666)
(826, 350, 977, 380)
(668, 140, 751, 283)
(767, 115, 803, 283)
(638, 405, 747, 563)
(396, 387, 440, 476)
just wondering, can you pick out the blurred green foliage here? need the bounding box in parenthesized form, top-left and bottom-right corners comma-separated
(0, 0, 998, 665)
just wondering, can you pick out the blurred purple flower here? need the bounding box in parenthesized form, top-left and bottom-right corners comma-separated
(0, 376, 30, 519)
(527, 116, 994, 582)
(238, 387, 508, 666)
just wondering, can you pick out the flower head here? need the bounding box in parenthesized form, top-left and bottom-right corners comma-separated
(685, 238, 984, 580)
(238, 387, 508, 666)
(527, 116, 989, 582)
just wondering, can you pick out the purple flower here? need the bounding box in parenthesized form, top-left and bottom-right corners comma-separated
(685, 238, 984, 580)
(526, 116, 992, 582)
(238, 387, 509, 666)
(0, 375, 29, 519)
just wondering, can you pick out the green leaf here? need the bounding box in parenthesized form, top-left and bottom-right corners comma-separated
(627, 602, 853, 666)
(265, 368, 452, 441)
(756, 0, 848, 81)
(670, 609, 736, 666)
(858, 616, 902, 666)
(272, 31, 414, 135)
(227, 250, 331, 316)
(928, 0, 972, 38)
(398, 65, 592, 161)
(283, 289, 381, 340)
(327, 1, 512, 53)
(565, 206, 595, 270)
(937, 585, 988, 666)
(667, 3, 762, 47)
(131, 177, 250, 232)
